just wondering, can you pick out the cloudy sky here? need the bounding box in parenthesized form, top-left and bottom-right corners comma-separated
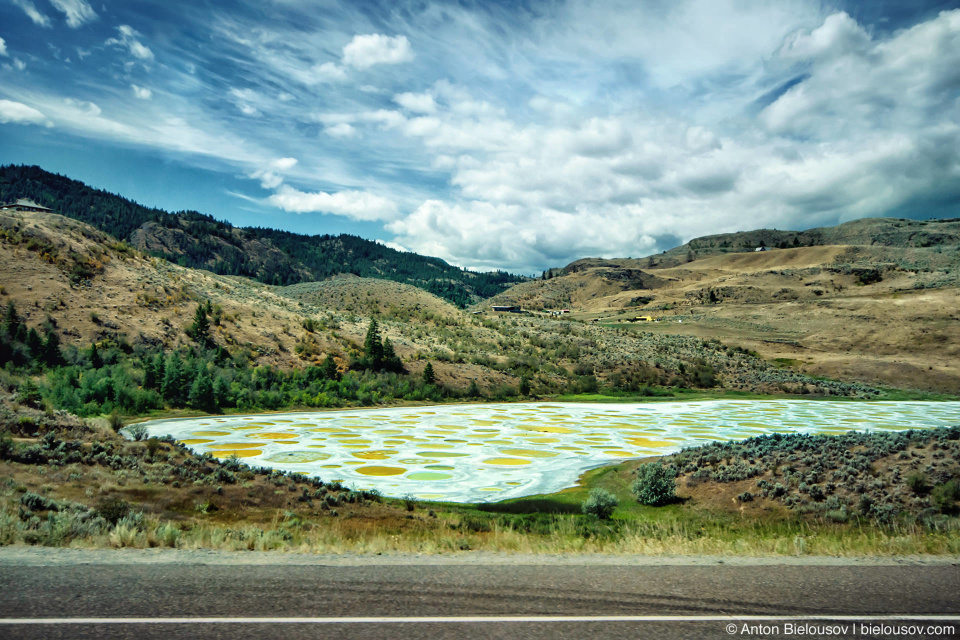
(1, 0, 958, 273)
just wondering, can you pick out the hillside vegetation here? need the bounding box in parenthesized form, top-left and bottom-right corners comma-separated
(0, 165, 523, 307)
(0, 208, 883, 427)
(489, 222, 960, 393)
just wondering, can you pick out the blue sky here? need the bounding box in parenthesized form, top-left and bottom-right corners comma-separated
(1, 0, 959, 274)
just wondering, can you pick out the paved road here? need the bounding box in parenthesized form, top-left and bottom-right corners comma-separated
(1, 550, 958, 639)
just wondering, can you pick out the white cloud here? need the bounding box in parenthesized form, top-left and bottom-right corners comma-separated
(268, 184, 399, 221)
(48, 0, 97, 28)
(324, 122, 356, 138)
(379, 240, 409, 253)
(64, 98, 101, 116)
(342, 34, 413, 69)
(4, 2, 958, 274)
(684, 126, 721, 153)
(131, 84, 152, 100)
(106, 25, 154, 61)
(270, 157, 298, 171)
(778, 12, 870, 61)
(13, 58, 27, 71)
(0, 99, 49, 126)
(0, 38, 7, 57)
(368, 10, 960, 272)
(250, 158, 299, 189)
(313, 109, 407, 131)
(536, 0, 821, 88)
(229, 88, 261, 116)
(11, 0, 51, 28)
(394, 91, 437, 114)
(311, 62, 347, 82)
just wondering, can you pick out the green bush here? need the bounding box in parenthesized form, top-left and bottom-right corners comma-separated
(582, 488, 619, 520)
(905, 472, 929, 495)
(931, 480, 960, 514)
(96, 496, 130, 525)
(632, 463, 676, 506)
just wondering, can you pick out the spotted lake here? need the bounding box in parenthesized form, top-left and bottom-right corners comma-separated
(135, 401, 960, 503)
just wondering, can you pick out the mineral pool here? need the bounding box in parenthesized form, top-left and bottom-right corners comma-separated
(133, 401, 960, 502)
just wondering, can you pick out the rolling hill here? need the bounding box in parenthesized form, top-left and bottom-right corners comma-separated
(0, 165, 524, 307)
(488, 220, 960, 393)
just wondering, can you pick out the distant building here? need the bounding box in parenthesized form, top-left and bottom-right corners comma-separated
(491, 305, 520, 313)
(755, 246, 768, 252)
(0, 198, 53, 213)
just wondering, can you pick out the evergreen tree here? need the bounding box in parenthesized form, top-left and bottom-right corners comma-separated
(89, 342, 103, 369)
(382, 338, 403, 373)
(161, 353, 188, 406)
(144, 353, 164, 390)
(519, 377, 531, 396)
(321, 354, 340, 381)
(26, 327, 43, 362)
(188, 371, 216, 412)
(422, 362, 435, 385)
(362, 319, 384, 368)
(466, 379, 481, 398)
(42, 330, 63, 367)
(188, 302, 210, 343)
(213, 375, 231, 409)
(3, 301, 20, 340)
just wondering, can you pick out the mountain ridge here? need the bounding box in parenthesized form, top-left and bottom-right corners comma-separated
(0, 165, 524, 307)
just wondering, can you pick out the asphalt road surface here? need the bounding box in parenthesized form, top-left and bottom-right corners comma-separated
(1, 550, 958, 639)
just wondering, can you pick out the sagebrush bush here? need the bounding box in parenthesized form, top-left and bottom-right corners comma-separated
(582, 488, 619, 520)
(632, 463, 676, 507)
(127, 424, 149, 441)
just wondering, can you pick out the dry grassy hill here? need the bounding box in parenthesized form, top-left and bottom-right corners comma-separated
(487, 221, 960, 393)
(0, 209, 879, 399)
(276, 275, 460, 320)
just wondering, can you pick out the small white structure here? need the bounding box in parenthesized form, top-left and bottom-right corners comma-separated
(755, 246, 768, 252)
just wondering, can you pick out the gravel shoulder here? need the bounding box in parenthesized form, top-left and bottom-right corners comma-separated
(1, 546, 957, 567)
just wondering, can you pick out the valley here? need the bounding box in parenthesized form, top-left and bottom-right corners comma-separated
(0, 170, 958, 558)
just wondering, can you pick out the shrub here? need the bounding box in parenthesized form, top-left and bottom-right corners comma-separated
(108, 411, 124, 432)
(582, 488, 619, 520)
(0, 432, 12, 459)
(127, 424, 149, 441)
(932, 480, 960, 514)
(631, 463, 676, 506)
(96, 496, 130, 525)
(20, 492, 59, 512)
(905, 472, 929, 495)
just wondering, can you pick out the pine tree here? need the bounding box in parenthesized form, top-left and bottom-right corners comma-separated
(422, 361, 435, 385)
(188, 302, 210, 343)
(26, 327, 43, 361)
(42, 331, 63, 367)
(213, 376, 231, 409)
(467, 379, 481, 398)
(382, 338, 403, 373)
(162, 353, 188, 406)
(3, 301, 20, 340)
(321, 354, 340, 381)
(144, 353, 164, 390)
(89, 342, 103, 369)
(189, 372, 216, 412)
(362, 319, 384, 368)
(519, 377, 531, 396)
